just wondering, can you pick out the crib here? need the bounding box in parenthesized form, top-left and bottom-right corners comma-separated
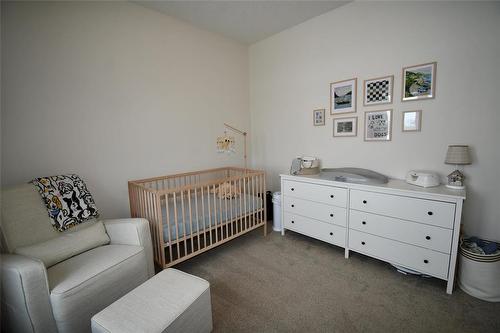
(128, 167, 267, 268)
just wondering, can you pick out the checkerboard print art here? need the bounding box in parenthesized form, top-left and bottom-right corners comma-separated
(364, 76, 393, 106)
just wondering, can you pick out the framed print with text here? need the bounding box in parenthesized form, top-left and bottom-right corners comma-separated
(364, 109, 392, 141)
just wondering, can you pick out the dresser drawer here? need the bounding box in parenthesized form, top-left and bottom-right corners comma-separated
(283, 196, 347, 227)
(350, 190, 456, 229)
(284, 213, 346, 247)
(348, 229, 449, 279)
(283, 180, 347, 208)
(349, 210, 453, 254)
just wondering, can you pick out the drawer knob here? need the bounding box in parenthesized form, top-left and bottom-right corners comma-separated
(362, 200, 367, 204)
(361, 241, 366, 245)
(424, 259, 429, 264)
(329, 232, 333, 236)
(291, 204, 295, 208)
(427, 211, 433, 216)
(426, 236, 431, 240)
(330, 195, 334, 198)
(362, 221, 366, 225)
(291, 188, 295, 191)
(291, 220, 295, 224)
(330, 213, 334, 217)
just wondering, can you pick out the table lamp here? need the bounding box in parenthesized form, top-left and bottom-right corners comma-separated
(445, 145, 471, 189)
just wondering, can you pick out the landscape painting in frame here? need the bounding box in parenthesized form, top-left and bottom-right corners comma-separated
(364, 109, 392, 141)
(313, 109, 325, 126)
(402, 62, 436, 101)
(330, 78, 357, 114)
(364, 75, 393, 106)
(333, 117, 357, 137)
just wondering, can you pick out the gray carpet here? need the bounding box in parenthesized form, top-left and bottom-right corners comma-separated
(176, 222, 500, 332)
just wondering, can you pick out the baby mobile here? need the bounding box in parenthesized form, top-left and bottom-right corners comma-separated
(216, 123, 248, 170)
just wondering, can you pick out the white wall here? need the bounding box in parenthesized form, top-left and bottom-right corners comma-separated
(1, 1, 249, 218)
(250, 1, 500, 239)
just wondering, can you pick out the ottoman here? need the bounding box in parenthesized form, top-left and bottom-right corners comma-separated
(91, 269, 213, 333)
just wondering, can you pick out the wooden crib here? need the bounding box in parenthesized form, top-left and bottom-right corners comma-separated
(128, 167, 267, 268)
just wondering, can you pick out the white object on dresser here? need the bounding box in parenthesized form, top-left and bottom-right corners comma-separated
(280, 174, 465, 294)
(405, 170, 440, 188)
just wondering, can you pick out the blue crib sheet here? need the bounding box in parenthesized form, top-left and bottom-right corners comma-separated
(161, 193, 262, 243)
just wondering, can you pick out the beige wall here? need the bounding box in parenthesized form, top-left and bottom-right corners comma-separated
(2, 1, 499, 240)
(249, 1, 500, 239)
(1, 1, 249, 218)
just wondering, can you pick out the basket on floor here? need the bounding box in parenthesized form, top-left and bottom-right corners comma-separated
(458, 239, 500, 302)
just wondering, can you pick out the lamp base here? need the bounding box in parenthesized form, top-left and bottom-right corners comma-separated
(446, 184, 465, 190)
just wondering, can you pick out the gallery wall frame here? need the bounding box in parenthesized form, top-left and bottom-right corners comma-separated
(363, 75, 394, 106)
(333, 116, 358, 137)
(313, 108, 326, 126)
(402, 62, 437, 102)
(330, 78, 357, 115)
(364, 109, 393, 142)
(402, 110, 422, 132)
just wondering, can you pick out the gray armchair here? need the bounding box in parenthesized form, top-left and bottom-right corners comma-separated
(1, 184, 154, 333)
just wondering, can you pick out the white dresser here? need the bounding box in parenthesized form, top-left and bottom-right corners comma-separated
(280, 174, 465, 294)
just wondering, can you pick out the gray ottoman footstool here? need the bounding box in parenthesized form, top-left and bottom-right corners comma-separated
(91, 268, 212, 333)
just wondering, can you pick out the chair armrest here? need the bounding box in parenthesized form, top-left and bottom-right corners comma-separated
(102, 218, 154, 277)
(1, 254, 58, 333)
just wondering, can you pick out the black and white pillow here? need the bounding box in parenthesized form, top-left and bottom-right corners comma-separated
(32, 174, 99, 231)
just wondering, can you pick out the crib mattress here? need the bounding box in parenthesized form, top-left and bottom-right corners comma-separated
(161, 194, 262, 243)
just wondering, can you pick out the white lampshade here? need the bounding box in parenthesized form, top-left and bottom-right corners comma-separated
(445, 145, 471, 165)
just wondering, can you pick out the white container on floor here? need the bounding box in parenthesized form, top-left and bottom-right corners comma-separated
(272, 192, 281, 232)
(458, 243, 500, 302)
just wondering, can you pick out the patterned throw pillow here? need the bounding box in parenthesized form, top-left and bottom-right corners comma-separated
(32, 174, 99, 231)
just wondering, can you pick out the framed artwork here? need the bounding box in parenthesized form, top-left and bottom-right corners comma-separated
(333, 117, 357, 137)
(402, 62, 437, 101)
(402, 110, 422, 132)
(363, 75, 393, 106)
(330, 78, 357, 114)
(364, 109, 392, 141)
(313, 109, 326, 126)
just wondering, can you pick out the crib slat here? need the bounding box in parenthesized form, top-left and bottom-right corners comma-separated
(151, 192, 159, 265)
(187, 189, 194, 252)
(201, 186, 207, 249)
(220, 184, 225, 240)
(252, 175, 256, 227)
(173, 192, 180, 260)
(180, 190, 188, 256)
(213, 184, 219, 243)
(150, 192, 158, 264)
(256, 175, 259, 227)
(263, 175, 267, 235)
(259, 174, 263, 228)
(145, 192, 154, 262)
(206, 185, 213, 246)
(194, 187, 201, 251)
(155, 193, 166, 267)
(147, 192, 156, 263)
(238, 178, 243, 233)
(243, 176, 248, 230)
(226, 179, 236, 236)
(164, 194, 173, 263)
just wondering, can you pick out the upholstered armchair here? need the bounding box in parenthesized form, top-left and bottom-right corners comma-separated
(1, 184, 155, 333)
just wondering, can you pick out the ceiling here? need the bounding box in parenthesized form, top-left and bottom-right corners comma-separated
(135, 1, 350, 44)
